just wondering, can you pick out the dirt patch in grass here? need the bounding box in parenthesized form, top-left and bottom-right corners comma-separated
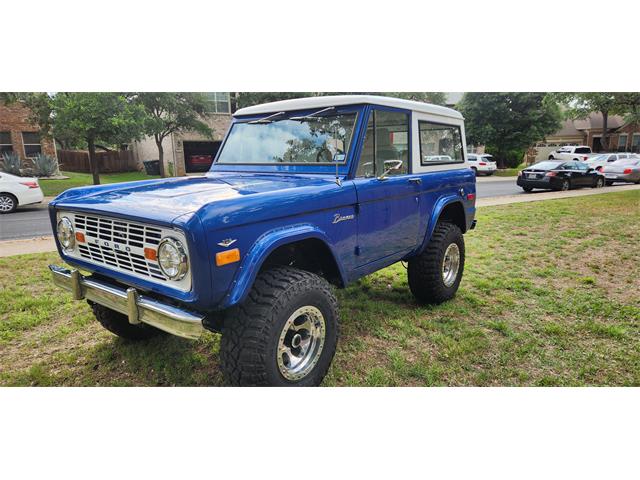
(1, 191, 639, 386)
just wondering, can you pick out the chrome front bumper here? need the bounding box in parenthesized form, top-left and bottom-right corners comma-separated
(49, 265, 205, 340)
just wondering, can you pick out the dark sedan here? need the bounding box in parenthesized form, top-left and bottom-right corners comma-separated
(517, 160, 605, 192)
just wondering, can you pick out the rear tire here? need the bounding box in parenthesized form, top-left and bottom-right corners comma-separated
(606, 180, 614, 186)
(220, 267, 338, 386)
(408, 222, 465, 305)
(0, 193, 18, 214)
(593, 177, 605, 188)
(522, 187, 533, 192)
(91, 303, 165, 341)
(556, 179, 570, 191)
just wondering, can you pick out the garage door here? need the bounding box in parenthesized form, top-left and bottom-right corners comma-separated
(184, 141, 222, 173)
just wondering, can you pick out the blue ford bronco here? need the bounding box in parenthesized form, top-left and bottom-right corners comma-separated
(49, 95, 476, 386)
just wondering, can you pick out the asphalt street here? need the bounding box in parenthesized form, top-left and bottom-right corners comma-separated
(0, 178, 622, 241)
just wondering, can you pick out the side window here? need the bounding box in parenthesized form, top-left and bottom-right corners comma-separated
(576, 162, 588, 171)
(467, 155, 477, 162)
(418, 121, 464, 165)
(608, 155, 617, 162)
(356, 110, 410, 178)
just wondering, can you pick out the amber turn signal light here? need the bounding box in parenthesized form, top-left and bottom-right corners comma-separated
(216, 248, 240, 267)
(75, 232, 86, 243)
(144, 247, 157, 261)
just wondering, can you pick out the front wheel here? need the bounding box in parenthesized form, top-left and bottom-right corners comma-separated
(220, 267, 338, 386)
(593, 177, 605, 188)
(408, 222, 465, 305)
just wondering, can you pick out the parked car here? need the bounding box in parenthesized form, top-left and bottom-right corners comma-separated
(48, 95, 476, 386)
(0, 172, 44, 214)
(585, 153, 639, 171)
(548, 145, 594, 161)
(467, 154, 497, 176)
(517, 160, 605, 192)
(602, 158, 640, 185)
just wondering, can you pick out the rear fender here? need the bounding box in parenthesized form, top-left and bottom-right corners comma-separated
(416, 196, 467, 255)
(220, 224, 346, 309)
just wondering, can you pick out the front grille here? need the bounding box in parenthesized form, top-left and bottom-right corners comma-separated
(59, 211, 191, 292)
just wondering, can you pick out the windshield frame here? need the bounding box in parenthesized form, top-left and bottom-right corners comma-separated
(211, 105, 363, 173)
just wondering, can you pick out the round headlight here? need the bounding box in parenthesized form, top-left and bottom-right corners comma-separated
(57, 217, 75, 251)
(157, 237, 188, 280)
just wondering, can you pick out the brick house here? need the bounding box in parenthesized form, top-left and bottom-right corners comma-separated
(0, 102, 57, 167)
(130, 92, 233, 176)
(530, 113, 640, 162)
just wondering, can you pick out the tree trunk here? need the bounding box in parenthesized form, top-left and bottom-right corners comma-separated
(155, 135, 166, 178)
(87, 137, 100, 185)
(601, 111, 609, 152)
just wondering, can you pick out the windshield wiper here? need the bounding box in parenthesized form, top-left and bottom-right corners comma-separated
(248, 111, 287, 124)
(289, 106, 336, 121)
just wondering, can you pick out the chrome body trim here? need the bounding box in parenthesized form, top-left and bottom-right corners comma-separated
(49, 264, 204, 340)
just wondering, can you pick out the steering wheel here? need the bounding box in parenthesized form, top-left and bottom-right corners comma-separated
(316, 148, 333, 163)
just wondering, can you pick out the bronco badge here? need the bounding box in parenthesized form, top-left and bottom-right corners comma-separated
(332, 213, 355, 224)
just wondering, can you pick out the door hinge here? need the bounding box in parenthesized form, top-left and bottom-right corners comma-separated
(354, 203, 360, 215)
(354, 246, 361, 256)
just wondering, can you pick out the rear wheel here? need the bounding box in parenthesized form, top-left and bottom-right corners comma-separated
(593, 177, 605, 188)
(557, 179, 571, 191)
(522, 186, 533, 192)
(220, 267, 338, 386)
(0, 193, 17, 214)
(408, 222, 464, 305)
(606, 180, 614, 186)
(90, 303, 165, 341)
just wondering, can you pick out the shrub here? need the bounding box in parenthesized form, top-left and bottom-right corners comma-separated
(1, 151, 22, 175)
(32, 153, 58, 177)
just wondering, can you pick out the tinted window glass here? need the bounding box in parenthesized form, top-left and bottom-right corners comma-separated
(0, 132, 11, 144)
(574, 147, 591, 154)
(419, 121, 463, 165)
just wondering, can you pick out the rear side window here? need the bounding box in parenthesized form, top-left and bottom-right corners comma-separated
(575, 147, 591, 154)
(418, 121, 464, 165)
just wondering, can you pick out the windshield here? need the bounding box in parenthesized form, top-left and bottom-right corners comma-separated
(530, 161, 563, 170)
(217, 113, 357, 165)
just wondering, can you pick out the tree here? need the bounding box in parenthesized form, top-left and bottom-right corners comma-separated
(135, 93, 213, 177)
(47, 93, 146, 184)
(458, 93, 562, 168)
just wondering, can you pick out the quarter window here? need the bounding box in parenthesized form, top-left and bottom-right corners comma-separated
(22, 132, 41, 157)
(418, 121, 464, 165)
(356, 110, 410, 178)
(0, 132, 12, 154)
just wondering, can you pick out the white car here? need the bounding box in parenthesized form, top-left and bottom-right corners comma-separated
(467, 154, 497, 175)
(548, 145, 594, 161)
(585, 153, 639, 171)
(0, 172, 44, 213)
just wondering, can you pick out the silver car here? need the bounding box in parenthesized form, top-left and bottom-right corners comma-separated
(602, 158, 640, 185)
(585, 153, 639, 172)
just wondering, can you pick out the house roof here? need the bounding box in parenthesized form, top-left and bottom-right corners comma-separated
(573, 112, 625, 131)
(234, 95, 464, 120)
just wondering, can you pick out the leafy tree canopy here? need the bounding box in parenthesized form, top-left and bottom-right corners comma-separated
(458, 93, 562, 168)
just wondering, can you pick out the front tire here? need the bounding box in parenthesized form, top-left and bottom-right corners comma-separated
(0, 193, 17, 214)
(90, 303, 166, 341)
(220, 267, 338, 386)
(408, 222, 465, 305)
(593, 177, 605, 188)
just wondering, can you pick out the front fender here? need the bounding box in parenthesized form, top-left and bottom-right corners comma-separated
(219, 223, 347, 309)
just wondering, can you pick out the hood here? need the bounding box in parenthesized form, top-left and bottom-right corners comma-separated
(50, 173, 343, 225)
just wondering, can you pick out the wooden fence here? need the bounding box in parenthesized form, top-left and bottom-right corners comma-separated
(57, 149, 137, 173)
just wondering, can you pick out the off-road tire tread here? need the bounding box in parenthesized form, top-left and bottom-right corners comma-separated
(220, 266, 338, 386)
(408, 222, 464, 305)
(91, 303, 165, 341)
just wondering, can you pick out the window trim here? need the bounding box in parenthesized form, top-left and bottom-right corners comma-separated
(417, 120, 465, 166)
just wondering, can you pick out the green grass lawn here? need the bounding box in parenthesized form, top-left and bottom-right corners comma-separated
(40, 171, 159, 197)
(1, 191, 639, 386)
(493, 165, 524, 177)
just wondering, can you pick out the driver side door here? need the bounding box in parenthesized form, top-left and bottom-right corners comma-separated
(352, 108, 421, 267)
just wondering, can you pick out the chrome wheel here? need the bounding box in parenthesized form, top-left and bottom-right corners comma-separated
(441, 243, 460, 287)
(596, 177, 604, 188)
(277, 305, 326, 381)
(0, 195, 15, 213)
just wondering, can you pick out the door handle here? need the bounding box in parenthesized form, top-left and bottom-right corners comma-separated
(408, 177, 422, 185)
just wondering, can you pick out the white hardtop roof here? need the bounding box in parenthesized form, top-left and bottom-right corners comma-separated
(234, 95, 464, 120)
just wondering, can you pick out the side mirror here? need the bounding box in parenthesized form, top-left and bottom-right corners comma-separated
(378, 160, 403, 180)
